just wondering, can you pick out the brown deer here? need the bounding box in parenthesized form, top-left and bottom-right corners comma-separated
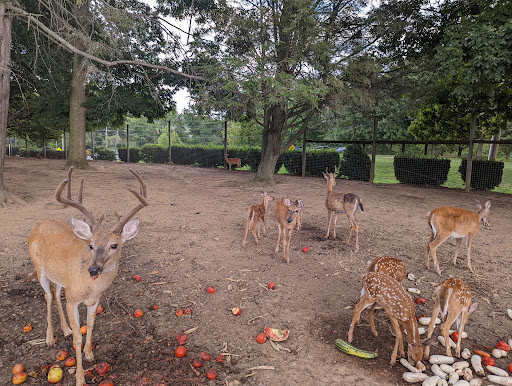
(28, 167, 148, 386)
(242, 192, 274, 246)
(423, 278, 477, 359)
(274, 197, 302, 264)
(426, 200, 491, 275)
(348, 272, 423, 366)
(323, 167, 363, 252)
(290, 199, 304, 231)
(225, 154, 241, 171)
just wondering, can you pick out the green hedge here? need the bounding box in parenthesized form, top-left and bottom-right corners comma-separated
(118, 148, 141, 163)
(459, 159, 504, 190)
(338, 144, 371, 181)
(394, 156, 450, 186)
(94, 146, 116, 161)
(283, 150, 340, 176)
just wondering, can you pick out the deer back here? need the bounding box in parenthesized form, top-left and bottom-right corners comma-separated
(429, 206, 481, 237)
(367, 256, 407, 283)
(436, 278, 474, 319)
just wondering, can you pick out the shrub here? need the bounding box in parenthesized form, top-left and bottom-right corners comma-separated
(140, 144, 169, 163)
(393, 156, 450, 186)
(118, 148, 141, 163)
(458, 159, 504, 190)
(94, 146, 116, 161)
(282, 150, 340, 176)
(45, 150, 66, 159)
(19, 148, 42, 158)
(338, 144, 371, 181)
(5, 146, 20, 156)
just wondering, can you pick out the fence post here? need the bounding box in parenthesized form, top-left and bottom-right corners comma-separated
(465, 114, 476, 192)
(126, 124, 130, 163)
(224, 120, 228, 167)
(91, 130, 95, 160)
(369, 116, 378, 184)
(302, 128, 307, 177)
(168, 121, 172, 164)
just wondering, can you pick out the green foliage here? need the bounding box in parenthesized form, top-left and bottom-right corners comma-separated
(338, 145, 371, 181)
(393, 156, 450, 186)
(140, 144, 169, 164)
(118, 148, 141, 163)
(94, 146, 116, 161)
(283, 150, 340, 177)
(459, 159, 504, 190)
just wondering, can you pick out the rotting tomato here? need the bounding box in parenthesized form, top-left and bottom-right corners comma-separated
(414, 298, 427, 305)
(206, 368, 217, 380)
(96, 305, 104, 315)
(496, 341, 511, 352)
(268, 282, 276, 290)
(95, 362, 110, 375)
(22, 323, 32, 333)
(192, 359, 203, 368)
(64, 357, 76, 367)
(184, 308, 191, 315)
(206, 286, 216, 293)
(509, 363, 512, 373)
(134, 309, 143, 318)
(175, 346, 187, 358)
(56, 349, 69, 361)
(80, 325, 87, 335)
(176, 333, 188, 345)
(215, 354, 225, 363)
(13, 372, 27, 385)
(256, 333, 267, 344)
(99, 380, 114, 386)
(451, 332, 459, 342)
(47, 366, 63, 384)
(132, 275, 141, 282)
(176, 309, 183, 317)
(483, 356, 495, 366)
(201, 352, 211, 361)
(153, 305, 159, 310)
(12, 364, 25, 375)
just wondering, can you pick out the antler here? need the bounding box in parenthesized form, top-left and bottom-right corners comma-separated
(55, 167, 97, 227)
(112, 169, 148, 234)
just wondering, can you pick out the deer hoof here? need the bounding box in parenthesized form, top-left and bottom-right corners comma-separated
(84, 349, 94, 361)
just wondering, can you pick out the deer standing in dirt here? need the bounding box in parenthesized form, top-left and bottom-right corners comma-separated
(242, 192, 274, 246)
(274, 197, 302, 264)
(224, 154, 241, 171)
(290, 199, 304, 231)
(323, 167, 363, 252)
(28, 167, 148, 386)
(426, 200, 491, 275)
(348, 271, 423, 366)
(423, 278, 477, 359)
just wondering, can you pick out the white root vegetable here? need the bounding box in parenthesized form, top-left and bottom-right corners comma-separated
(438, 335, 457, 349)
(402, 372, 429, 383)
(461, 348, 472, 360)
(438, 380, 448, 386)
(419, 327, 426, 335)
(492, 348, 503, 358)
(468, 380, 482, 386)
(440, 364, 456, 374)
(453, 361, 470, 370)
(430, 355, 456, 365)
(449, 330, 468, 339)
(422, 375, 441, 386)
(507, 309, 512, 320)
(470, 355, 484, 376)
(499, 349, 508, 357)
(461, 368, 473, 381)
(401, 358, 420, 373)
(509, 338, 512, 349)
(452, 381, 470, 386)
(416, 361, 427, 372)
(408, 287, 421, 294)
(432, 364, 448, 379)
(448, 372, 459, 386)
(487, 375, 512, 386)
(486, 365, 509, 377)
(419, 317, 442, 326)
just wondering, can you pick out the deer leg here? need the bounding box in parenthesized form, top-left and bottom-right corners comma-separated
(440, 311, 459, 358)
(242, 218, 252, 246)
(387, 315, 403, 366)
(325, 210, 332, 239)
(40, 275, 56, 347)
(428, 232, 451, 275)
(54, 285, 72, 336)
(251, 220, 260, 244)
(367, 303, 379, 337)
(425, 230, 435, 269)
(454, 311, 469, 358)
(466, 234, 474, 272)
(84, 301, 99, 361)
(424, 301, 441, 359)
(66, 301, 85, 386)
(286, 228, 294, 264)
(275, 223, 282, 253)
(453, 238, 462, 266)
(333, 212, 338, 239)
(282, 229, 289, 263)
(348, 295, 374, 343)
(262, 218, 266, 235)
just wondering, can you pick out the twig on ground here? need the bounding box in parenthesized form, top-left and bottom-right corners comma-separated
(247, 314, 266, 324)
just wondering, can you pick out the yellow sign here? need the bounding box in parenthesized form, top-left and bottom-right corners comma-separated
(288, 144, 296, 151)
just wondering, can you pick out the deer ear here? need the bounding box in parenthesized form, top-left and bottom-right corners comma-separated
(485, 200, 491, 209)
(71, 217, 93, 240)
(283, 199, 291, 206)
(422, 336, 436, 347)
(121, 218, 140, 242)
(469, 302, 478, 314)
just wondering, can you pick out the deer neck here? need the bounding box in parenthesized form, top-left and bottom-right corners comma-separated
(404, 316, 421, 346)
(263, 198, 269, 211)
(326, 180, 333, 193)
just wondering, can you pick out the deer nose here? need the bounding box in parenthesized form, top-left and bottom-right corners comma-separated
(89, 265, 101, 277)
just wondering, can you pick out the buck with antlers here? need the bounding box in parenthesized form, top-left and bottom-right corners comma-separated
(242, 192, 274, 246)
(423, 278, 477, 359)
(426, 200, 491, 275)
(274, 197, 302, 264)
(348, 271, 424, 366)
(323, 167, 363, 252)
(28, 167, 148, 386)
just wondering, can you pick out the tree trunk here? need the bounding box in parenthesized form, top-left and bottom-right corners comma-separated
(67, 52, 89, 169)
(476, 134, 484, 160)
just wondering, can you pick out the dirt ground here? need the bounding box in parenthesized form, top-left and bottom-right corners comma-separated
(1, 157, 511, 386)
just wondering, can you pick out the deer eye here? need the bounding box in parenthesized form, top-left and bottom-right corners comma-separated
(111, 244, 118, 250)
(89, 244, 93, 250)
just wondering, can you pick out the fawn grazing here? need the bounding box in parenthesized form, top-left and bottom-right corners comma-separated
(323, 167, 363, 252)
(348, 272, 423, 366)
(274, 197, 302, 263)
(242, 192, 274, 246)
(290, 199, 304, 231)
(424, 278, 477, 359)
(367, 256, 407, 282)
(224, 154, 241, 171)
(426, 200, 491, 275)
(28, 167, 148, 386)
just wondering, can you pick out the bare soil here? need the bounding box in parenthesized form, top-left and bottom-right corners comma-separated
(1, 157, 511, 386)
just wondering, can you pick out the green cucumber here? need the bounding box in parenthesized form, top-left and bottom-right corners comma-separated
(334, 339, 377, 359)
